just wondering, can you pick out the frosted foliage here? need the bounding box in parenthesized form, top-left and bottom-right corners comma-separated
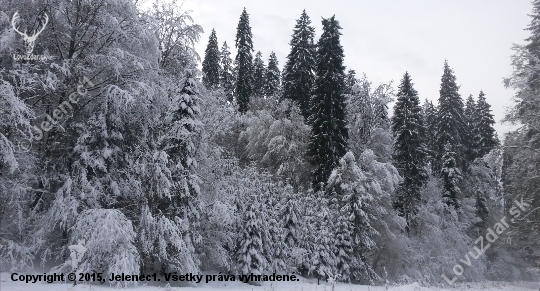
(58, 209, 140, 287)
(240, 100, 311, 188)
(139, 206, 198, 274)
(346, 75, 394, 161)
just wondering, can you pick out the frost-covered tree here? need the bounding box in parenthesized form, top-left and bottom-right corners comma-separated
(220, 41, 235, 101)
(464, 94, 477, 163)
(347, 74, 394, 163)
(282, 10, 317, 119)
(423, 99, 438, 168)
(308, 16, 348, 191)
(440, 143, 462, 208)
(236, 194, 267, 276)
(472, 91, 498, 158)
(309, 195, 337, 283)
(252, 51, 266, 97)
(327, 151, 401, 284)
(391, 72, 427, 233)
(435, 61, 466, 172)
(235, 8, 254, 113)
(202, 29, 221, 89)
(502, 1, 540, 266)
(264, 52, 281, 97)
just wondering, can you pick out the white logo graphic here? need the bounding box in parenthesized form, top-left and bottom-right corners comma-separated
(11, 11, 48, 55)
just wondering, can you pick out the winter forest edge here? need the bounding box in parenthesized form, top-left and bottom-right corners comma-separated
(0, 0, 539, 289)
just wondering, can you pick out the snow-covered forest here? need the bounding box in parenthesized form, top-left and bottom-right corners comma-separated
(0, 0, 539, 290)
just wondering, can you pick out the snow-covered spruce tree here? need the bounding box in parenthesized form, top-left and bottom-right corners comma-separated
(235, 8, 254, 113)
(422, 99, 438, 169)
(202, 28, 221, 89)
(502, 1, 540, 268)
(236, 193, 267, 276)
(472, 91, 498, 158)
(464, 94, 477, 164)
(282, 10, 317, 119)
(220, 41, 236, 102)
(252, 51, 266, 97)
(309, 194, 337, 284)
(264, 52, 281, 97)
(435, 60, 467, 173)
(346, 74, 394, 163)
(391, 72, 428, 233)
(440, 143, 462, 208)
(308, 16, 348, 191)
(280, 186, 306, 270)
(327, 151, 401, 284)
(345, 70, 358, 94)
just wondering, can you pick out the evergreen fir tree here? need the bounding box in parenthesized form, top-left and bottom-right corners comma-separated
(202, 29, 221, 89)
(220, 41, 235, 102)
(473, 91, 498, 158)
(441, 143, 462, 208)
(282, 10, 317, 119)
(308, 16, 348, 191)
(391, 72, 427, 233)
(464, 94, 477, 163)
(236, 195, 267, 275)
(423, 99, 437, 167)
(235, 8, 254, 113)
(264, 52, 281, 97)
(334, 210, 354, 282)
(345, 69, 358, 94)
(310, 196, 336, 283)
(435, 60, 466, 172)
(252, 51, 266, 97)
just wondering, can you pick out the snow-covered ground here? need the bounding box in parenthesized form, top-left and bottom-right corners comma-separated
(1, 273, 539, 291)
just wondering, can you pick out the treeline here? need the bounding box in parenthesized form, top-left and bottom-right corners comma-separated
(0, 0, 537, 288)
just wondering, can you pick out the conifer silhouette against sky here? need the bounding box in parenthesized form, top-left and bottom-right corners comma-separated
(175, 0, 531, 137)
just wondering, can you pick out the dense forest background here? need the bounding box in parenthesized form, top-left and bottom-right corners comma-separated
(0, 0, 539, 287)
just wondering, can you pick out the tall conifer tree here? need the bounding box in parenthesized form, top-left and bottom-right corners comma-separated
(464, 94, 477, 164)
(264, 52, 281, 96)
(235, 8, 254, 113)
(391, 72, 427, 232)
(220, 41, 235, 101)
(252, 51, 266, 97)
(435, 61, 466, 172)
(202, 29, 221, 89)
(473, 91, 498, 158)
(423, 99, 437, 167)
(282, 10, 317, 119)
(308, 16, 348, 191)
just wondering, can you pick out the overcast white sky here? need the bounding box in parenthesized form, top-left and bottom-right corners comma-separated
(181, 0, 532, 138)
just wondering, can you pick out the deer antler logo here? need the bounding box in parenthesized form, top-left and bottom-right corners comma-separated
(11, 11, 49, 55)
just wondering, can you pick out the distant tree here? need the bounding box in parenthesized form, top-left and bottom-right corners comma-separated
(202, 29, 221, 89)
(252, 51, 266, 97)
(220, 41, 235, 101)
(345, 70, 358, 94)
(282, 10, 317, 119)
(308, 16, 348, 191)
(264, 52, 281, 96)
(423, 99, 437, 167)
(435, 60, 466, 172)
(235, 8, 254, 113)
(391, 72, 427, 233)
(472, 91, 498, 158)
(463, 94, 477, 163)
